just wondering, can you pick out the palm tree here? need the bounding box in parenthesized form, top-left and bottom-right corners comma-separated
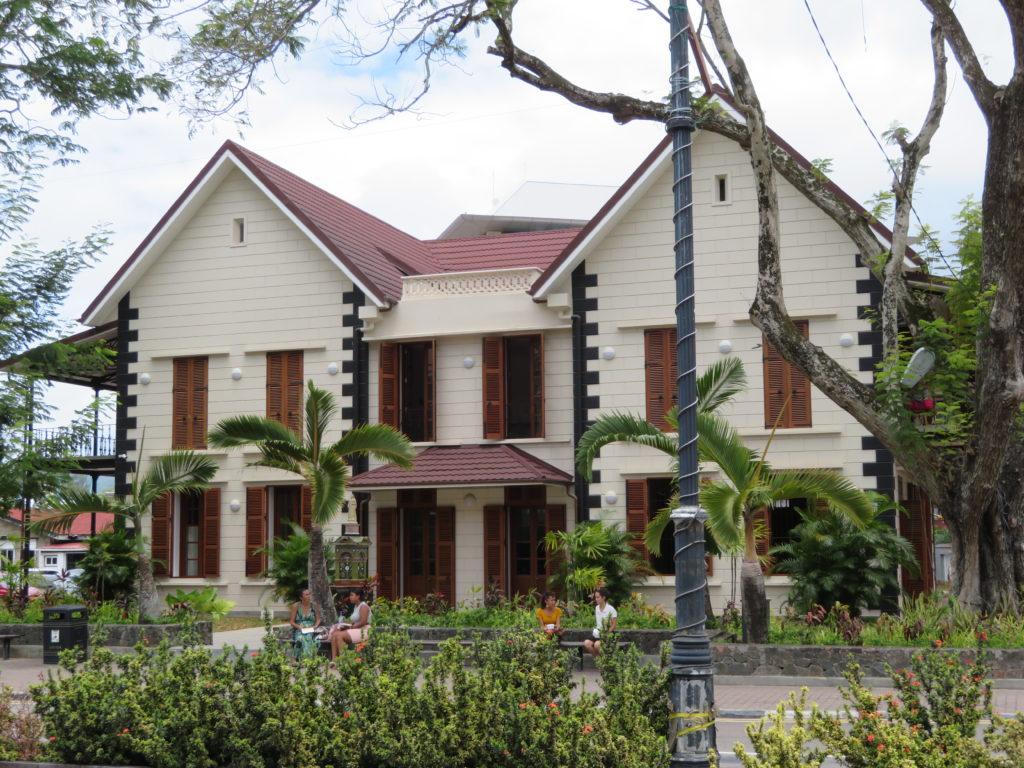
(208, 380, 414, 622)
(698, 412, 873, 643)
(34, 450, 218, 617)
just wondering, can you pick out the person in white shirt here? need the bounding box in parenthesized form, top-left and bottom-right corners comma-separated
(583, 586, 618, 658)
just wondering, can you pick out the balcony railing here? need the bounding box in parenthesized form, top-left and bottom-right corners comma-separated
(31, 423, 116, 459)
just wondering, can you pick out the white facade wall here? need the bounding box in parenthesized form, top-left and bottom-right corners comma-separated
(546, 130, 877, 615)
(118, 169, 356, 612)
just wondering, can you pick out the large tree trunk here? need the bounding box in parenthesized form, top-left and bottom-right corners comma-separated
(308, 524, 337, 623)
(136, 551, 162, 619)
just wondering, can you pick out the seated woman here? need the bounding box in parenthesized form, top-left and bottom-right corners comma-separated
(289, 587, 322, 659)
(582, 587, 617, 658)
(536, 591, 564, 638)
(330, 588, 372, 662)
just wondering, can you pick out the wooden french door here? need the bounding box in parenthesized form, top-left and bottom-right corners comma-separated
(395, 505, 455, 600)
(510, 508, 548, 596)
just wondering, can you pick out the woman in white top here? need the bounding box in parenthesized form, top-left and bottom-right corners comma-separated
(330, 588, 373, 662)
(583, 586, 618, 658)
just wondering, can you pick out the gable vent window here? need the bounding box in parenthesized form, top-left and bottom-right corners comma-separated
(232, 217, 246, 245)
(713, 174, 730, 204)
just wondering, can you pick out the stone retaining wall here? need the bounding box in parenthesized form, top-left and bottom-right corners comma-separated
(0, 621, 213, 652)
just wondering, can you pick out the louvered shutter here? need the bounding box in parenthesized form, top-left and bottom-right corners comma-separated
(436, 507, 455, 600)
(645, 329, 677, 431)
(531, 335, 545, 438)
(625, 479, 650, 562)
(753, 507, 772, 572)
(245, 487, 267, 577)
(266, 353, 284, 424)
(482, 337, 505, 439)
(483, 505, 506, 595)
(172, 360, 190, 448)
(901, 483, 934, 597)
(377, 508, 398, 600)
(544, 505, 566, 580)
(190, 358, 208, 448)
(202, 488, 220, 578)
(424, 340, 436, 441)
(379, 343, 399, 429)
(151, 493, 171, 576)
(763, 321, 811, 428)
(300, 485, 313, 534)
(285, 351, 304, 434)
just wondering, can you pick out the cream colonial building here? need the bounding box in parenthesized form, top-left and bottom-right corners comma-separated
(62, 123, 932, 614)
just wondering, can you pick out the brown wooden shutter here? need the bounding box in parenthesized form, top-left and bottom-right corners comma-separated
(531, 335, 545, 438)
(268, 354, 284, 428)
(625, 479, 650, 562)
(376, 507, 398, 600)
(424, 340, 436, 441)
(285, 351, 304, 434)
(482, 337, 505, 439)
(172, 357, 208, 449)
(436, 506, 456, 600)
(645, 329, 677, 431)
(202, 488, 220, 578)
(151, 493, 171, 577)
(245, 486, 267, 577)
(901, 483, 934, 598)
(763, 321, 811, 428)
(754, 507, 772, 572)
(300, 485, 313, 534)
(379, 343, 399, 429)
(483, 505, 507, 595)
(544, 505, 566, 580)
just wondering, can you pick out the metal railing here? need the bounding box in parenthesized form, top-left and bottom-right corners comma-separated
(30, 423, 116, 458)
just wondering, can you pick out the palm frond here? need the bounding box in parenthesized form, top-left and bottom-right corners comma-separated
(303, 381, 337, 461)
(644, 504, 673, 555)
(208, 415, 300, 450)
(697, 357, 747, 413)
(144, 451, 219, 498)
(575, 411, 676, 480)
(33, 489, 124, 534)
(308, 452, 349, 526)
(328, 424, 414, 468)
(700, 481, 744, 553)
(769, 470, 873, 528)
(696, 412, 757, 487)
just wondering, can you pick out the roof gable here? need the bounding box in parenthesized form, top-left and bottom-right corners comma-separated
(80, 141, 436, 324)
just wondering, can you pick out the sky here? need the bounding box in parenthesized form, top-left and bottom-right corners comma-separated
(16, 0, 1009, 425)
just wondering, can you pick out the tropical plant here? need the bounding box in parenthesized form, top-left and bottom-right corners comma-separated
(698, 412, 874, 644)
(163, 585, 234, 621)
(74, 528, 137, 603)
(257, 524, 326, 603)
(770, 493, 919, 617)
(33, 450, 218, 617)
(208, 380, 414, 622)
(543, 521, 650, 606)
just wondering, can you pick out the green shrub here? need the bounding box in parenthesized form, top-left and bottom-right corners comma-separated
(32, 623, 671, 767)
(74, 528, 137, 603)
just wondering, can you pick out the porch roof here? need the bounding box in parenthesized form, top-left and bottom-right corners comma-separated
(0, 321, 118, 390)
(349, 444, 572, 490)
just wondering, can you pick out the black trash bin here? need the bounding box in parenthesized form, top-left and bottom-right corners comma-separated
(42, 605, 88, 664)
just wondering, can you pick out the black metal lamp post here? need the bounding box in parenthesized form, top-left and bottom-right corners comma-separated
(667, 2, 716, 766)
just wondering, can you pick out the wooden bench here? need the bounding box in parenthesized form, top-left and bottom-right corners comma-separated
(0, 634, 22, 660)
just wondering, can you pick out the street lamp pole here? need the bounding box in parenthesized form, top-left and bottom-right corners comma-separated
(667, 3, 716, 766)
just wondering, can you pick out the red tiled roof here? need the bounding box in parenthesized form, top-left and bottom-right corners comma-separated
(5, 510, 114, 536)
(37, 542, 88, 551)
(349, 444, 572, 488)
(425, 229, 582, 273)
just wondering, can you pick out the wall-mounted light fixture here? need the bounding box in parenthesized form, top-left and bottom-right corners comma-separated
(601, 347, 615, 360)
(231, 368, 242, 381)
(139, 373, 151, 385)
(463, 356, 475, 369)
(229, 499, 241, 513)
(327, 362, 340, 376)
(463, 493, 477, 508)
(604, 490, 618, 505)
(718, 340, 733, 354)
(838, 333, 855, 348)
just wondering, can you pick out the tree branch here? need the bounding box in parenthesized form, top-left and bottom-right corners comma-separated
(920, 0, 998, 118)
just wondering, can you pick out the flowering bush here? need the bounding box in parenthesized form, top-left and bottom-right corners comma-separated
(735, 639, 1024, 768)
(31, 624, 671, 767)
